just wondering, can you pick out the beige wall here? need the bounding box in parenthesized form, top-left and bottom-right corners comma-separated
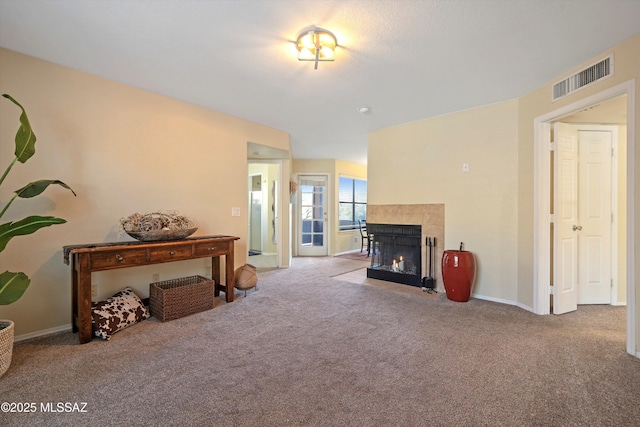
(369, 99, 520, 303)
(0, 48, 291, 338)
(292, 159, 367, 255)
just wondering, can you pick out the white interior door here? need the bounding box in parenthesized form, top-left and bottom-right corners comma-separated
(554, 123, 614, 313)
(553, 122, 579, 314)
(297, 175, 328, 256)
(577, 130, 612, 304)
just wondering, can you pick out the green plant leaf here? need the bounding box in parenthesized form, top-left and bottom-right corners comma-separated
(0, 271, 30, 305)
(2, 94, 37, 163)
(15, 179, 77, 198)
(0, 216, 67, 253)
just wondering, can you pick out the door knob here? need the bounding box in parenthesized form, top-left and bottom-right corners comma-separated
(572, 225, 582, 231)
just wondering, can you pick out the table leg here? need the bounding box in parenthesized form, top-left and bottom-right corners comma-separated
(225, 248, 235, 303)
(77, 253, 93, 344)
(71, 257, 78, 332)
(212, 256, 221, 297)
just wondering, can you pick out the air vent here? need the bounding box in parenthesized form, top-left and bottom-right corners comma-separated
(552, 54, 613, 102)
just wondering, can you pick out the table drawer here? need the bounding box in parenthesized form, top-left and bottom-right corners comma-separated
(90, 249, 148, 270)
(149, 245, 193, 262)
(193, 241, 227, 257)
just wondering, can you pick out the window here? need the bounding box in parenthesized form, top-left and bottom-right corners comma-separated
(339, 176, 367, 230)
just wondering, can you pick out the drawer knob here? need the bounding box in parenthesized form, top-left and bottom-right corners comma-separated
(207, 247, 217, 251)
(168, 251, 176, 256)
(115, 254, 125, 263)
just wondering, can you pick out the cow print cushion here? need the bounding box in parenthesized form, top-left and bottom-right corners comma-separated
(91, 287, 148, 340)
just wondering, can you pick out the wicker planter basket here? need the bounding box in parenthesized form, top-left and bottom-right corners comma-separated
(149, 276, 215, 322)
(0, 320, 14, 378)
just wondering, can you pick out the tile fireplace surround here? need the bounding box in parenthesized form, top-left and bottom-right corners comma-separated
(367, 204, 444, 292)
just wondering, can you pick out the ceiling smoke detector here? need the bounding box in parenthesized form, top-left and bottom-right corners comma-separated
(357, 107, 370, 113)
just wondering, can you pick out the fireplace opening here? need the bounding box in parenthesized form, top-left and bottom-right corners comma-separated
(367, 223, 421, 287)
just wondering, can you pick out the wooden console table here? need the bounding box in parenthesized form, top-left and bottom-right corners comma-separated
(63, 235, 239, 344)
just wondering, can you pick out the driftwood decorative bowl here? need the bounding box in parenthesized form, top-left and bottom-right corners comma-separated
(126, 227, 198, 242)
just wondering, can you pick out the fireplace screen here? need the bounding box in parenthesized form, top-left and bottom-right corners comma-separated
(367, 223, 422, 286)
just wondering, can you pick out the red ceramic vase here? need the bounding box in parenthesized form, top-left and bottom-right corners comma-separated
(441, 250, 476, 302)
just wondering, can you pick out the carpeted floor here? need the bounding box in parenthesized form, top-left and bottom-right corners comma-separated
(1, 256, 638, 426)
(335, 250, 371, 261)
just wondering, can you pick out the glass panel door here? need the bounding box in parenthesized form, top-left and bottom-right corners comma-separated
(298, 175, 328, 256)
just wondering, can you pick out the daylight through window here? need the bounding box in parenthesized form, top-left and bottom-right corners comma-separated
(339, 176, 367, 230)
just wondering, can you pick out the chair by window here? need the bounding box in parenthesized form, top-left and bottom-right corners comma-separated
(358, 220, 372, 256)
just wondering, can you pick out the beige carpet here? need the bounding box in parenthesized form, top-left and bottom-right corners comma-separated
(334, 250, 371, 261)
(1, 256, 638, 426)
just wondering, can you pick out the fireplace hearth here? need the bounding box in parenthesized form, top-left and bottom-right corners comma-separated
(367, 223, 422, 287)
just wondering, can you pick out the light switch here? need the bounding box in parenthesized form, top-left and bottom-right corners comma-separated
(231, 207, 240, 217)
(462, 163, 470, 173)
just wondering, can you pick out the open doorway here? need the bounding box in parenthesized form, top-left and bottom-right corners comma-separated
(533, 81, 636, 357)
(248, 163, 280, 270)
(247, 141, 291, 270)
(551, 122, 622, 312)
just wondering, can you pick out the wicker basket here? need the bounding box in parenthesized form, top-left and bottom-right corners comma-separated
(149, 276, 215, 322)
(0, 320, 14, 378)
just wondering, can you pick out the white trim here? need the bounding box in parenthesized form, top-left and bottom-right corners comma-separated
(625, 84, 637, 357)
(338, 172, 367, 182)
(533, 79, 636, 358)
(14, 324, 71, 343)
(471, 294, 517, 306)
(517, 302, 535, 312)
(610, 126, 621, 305)
(334, 249, 362, 256)
(472, 295, 537, 312)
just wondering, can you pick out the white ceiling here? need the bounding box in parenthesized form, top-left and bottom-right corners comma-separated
(1, 0, 638, 165)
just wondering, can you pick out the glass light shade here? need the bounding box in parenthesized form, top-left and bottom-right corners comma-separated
(296, 29, 336, 63)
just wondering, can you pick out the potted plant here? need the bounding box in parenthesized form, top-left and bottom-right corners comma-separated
(0, 94, 76, 377)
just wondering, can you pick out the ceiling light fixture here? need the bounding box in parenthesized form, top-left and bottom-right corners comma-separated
(296, 27, 337, 70)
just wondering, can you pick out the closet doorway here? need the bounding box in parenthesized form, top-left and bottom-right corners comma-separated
(533, 81, 636, 357)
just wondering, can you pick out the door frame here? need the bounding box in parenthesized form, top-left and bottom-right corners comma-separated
(533, 80, 636, 357)
(294, 172, 330, 256)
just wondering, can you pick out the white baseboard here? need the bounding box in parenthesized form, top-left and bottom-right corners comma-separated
(333, 249, 362, 256)
(517, 302, 535, 313)
(471, 293, 518, 307)
(14, 324, 72, 343)
(471, 294, 535, 314)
